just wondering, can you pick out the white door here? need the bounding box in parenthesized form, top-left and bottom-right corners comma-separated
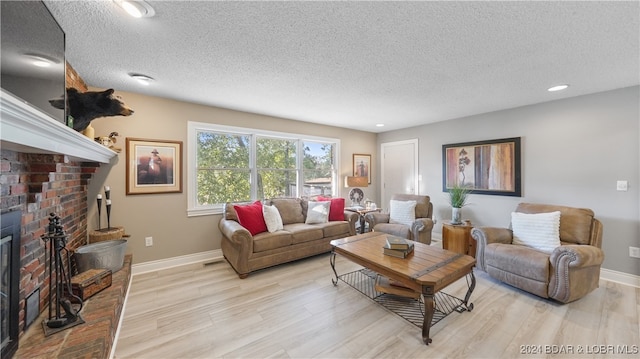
(381, 139, 419, 212)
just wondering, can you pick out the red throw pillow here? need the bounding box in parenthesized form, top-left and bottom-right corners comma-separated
(233, 201, 267, 236)
(317, 196, 345, 221)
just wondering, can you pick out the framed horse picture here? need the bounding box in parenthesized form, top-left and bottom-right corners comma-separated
(126, 138, 183, 195)
(353, 153, 371, 184)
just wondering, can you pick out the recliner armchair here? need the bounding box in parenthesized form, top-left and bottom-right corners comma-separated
(471, 203, 604, 303)
(364, 194, 434, 244)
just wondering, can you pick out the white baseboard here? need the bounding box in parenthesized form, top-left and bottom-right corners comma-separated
(131, 249, 224, 276)
(600, 268, 640, 288)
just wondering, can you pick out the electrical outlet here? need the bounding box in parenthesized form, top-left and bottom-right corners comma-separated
(617, 180, 628, 191)
(630, 246, 640, 258)
(145, 236, 153, 247)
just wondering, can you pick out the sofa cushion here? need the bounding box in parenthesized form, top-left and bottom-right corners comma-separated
(224, 202, 239, 221)
(305, 201, 330, 224)
(315, 221, 351, 238)
(485, 243, 550, 283)
(317, 196, 346, 221)
(263, 205, 284, 233)
(389, 200, 416, 227)
(392, 194, 431, 219)
(373, 223, 410, 239)
(270, 198, 305, 224)
(485, 243, 550, 297)
(511, 211, 561, 253)
(283, 223, 324, 244)
(253, 231, 293, 252)
(515, 203, 595, 245)
(234, 201, 268, 236)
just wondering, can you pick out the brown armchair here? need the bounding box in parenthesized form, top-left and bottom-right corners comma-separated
(364, 194, 434, 244)
(471, 203, 604, 303)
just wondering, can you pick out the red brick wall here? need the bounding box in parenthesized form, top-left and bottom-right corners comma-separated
(0, 149, 100, 338)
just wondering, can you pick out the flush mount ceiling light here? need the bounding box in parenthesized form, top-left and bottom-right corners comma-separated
(24, 53, 60, 68)
(376, 124, 385, 127)
(129, 73, 155, 85)
(548, 84, 569, 92)
(113, 0, 155, 18)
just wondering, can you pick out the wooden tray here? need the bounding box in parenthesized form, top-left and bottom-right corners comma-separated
(374, 274, 420, 299)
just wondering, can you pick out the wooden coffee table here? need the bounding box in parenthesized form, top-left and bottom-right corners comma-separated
(330, 232, 476, 345)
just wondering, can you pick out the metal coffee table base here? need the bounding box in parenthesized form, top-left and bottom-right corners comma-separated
(334, 268, 474, 332)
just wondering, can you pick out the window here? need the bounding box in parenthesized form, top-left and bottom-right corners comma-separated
(301, 141, 335, 198)
(256, 137, 297, 199)
(195, 131, 251, 205)
(188, 122, 339, 216)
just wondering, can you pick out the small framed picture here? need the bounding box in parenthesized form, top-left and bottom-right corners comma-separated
(126, 138, 183, 195)
(353, 153, 371, 184)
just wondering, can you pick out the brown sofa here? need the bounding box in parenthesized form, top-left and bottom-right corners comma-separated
(363, 194, 434, 244)
(219, 198, 358, 278)
(471, 203, 604, 303)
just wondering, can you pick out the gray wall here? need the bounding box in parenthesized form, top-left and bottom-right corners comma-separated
(378, 86, 639, 275)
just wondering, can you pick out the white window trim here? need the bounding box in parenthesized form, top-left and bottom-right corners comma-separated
(187, 121, 340, 217)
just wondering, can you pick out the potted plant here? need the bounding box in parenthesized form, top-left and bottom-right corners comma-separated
(448, 183, 471, 224)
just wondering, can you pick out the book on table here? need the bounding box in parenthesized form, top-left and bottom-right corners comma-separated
(383, 242, 414, 258)
(385, 236, 413, 250)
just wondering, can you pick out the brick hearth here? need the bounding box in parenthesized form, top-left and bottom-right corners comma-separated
(15, 255, 131, 358)
(1, 150, 100, 332)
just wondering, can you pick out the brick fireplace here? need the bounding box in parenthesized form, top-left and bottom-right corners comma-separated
(1, 61, 128, 357)
(0, 150, 101, 348)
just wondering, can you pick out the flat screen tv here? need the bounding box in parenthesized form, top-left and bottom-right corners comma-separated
(1, 0, 66, 124)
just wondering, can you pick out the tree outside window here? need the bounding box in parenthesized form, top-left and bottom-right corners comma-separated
(191, 123, 338, 213)
(256, 137, 297, 199)
(196, 131, 250, 205)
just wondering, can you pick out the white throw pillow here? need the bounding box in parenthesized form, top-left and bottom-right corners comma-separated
(511, 211, 561, 253)
(305, 201, 330, 224)
(263, 205, 284, 233)
(389, 200, 417, 227)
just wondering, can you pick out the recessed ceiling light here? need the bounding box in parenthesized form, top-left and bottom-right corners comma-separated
(24, 54, 60, 68)
(113, 0, 155, 18)
(376, 124, 385, 127)
(129, 73, 155, 85)
(548, 84, 569, 92)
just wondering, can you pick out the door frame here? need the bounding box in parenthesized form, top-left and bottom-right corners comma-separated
(380, 139, 419, 208)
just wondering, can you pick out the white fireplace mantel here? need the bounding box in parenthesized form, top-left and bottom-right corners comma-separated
(0, 89, 116, 163)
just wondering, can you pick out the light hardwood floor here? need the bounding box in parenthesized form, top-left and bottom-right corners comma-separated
(114, 249, 639, 358)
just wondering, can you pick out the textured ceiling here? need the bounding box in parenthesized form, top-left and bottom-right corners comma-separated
(43, 1, 639, 133)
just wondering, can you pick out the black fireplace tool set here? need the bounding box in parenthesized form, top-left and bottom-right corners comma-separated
(40, 213, 85, 335)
